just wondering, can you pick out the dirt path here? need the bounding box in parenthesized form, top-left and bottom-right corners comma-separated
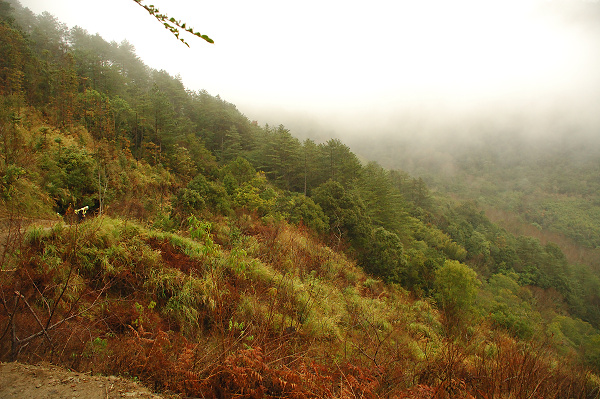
(0, 218, 61, 256)
(0, 362, 165, 399)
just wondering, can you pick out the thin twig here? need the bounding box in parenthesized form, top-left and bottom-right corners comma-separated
(15, 291, 55, 350)
(16, 286, 107, 348)
(0, 290, 19, 344)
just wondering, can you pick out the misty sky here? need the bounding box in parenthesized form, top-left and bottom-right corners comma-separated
(17, 0, 600, 139)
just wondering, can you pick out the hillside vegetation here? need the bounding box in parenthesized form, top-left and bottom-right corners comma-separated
(1, 1, 600, 397)
(353, 128, 600, 253)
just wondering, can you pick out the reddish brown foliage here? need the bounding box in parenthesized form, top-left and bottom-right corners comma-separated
(104, 330, 382, 399)
(146, 237, 203, 275)
(2, 222, 598, 399)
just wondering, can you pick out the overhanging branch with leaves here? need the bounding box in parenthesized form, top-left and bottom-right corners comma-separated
(132, 0, 214, 46)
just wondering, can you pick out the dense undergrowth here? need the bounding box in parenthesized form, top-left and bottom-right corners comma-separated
(2, 1, 600, 397)
(1, 216, 597, 398)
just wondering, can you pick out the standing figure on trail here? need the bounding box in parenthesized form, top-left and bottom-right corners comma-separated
(74, 205, 89, 223)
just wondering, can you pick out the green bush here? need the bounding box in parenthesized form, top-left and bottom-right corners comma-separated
(434, 259, 481, 325)
(359, 227, 408, 283)
(277, 193, 329, 234)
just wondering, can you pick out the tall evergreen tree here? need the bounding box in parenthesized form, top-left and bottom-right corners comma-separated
(358, 161, 407, 232)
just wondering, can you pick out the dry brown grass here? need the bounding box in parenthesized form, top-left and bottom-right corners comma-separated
(1, 216, 598, 398)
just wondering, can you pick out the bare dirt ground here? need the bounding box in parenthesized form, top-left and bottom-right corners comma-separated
(0, 362, 165, 399)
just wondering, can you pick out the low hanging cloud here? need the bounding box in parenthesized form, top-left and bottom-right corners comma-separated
(18, 0, 600, 146)
(235, 0, 600, 146)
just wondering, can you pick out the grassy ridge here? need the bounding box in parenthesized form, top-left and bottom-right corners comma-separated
(0, 216, 596, 398)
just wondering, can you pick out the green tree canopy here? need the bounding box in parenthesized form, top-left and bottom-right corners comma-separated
(434, 259, 481, 326)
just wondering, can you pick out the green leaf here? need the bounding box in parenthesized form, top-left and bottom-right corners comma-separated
(135, 0, 214, 45)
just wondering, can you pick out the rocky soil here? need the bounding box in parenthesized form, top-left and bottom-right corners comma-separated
(0, 362, 166, 399)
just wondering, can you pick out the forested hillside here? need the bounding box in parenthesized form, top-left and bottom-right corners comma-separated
(352, 129, 600, 251)
(2, 1, 600, 397)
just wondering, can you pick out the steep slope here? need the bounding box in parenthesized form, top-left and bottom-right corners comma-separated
(1, 216, 596, 398)
(1, 1, 600, 397)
